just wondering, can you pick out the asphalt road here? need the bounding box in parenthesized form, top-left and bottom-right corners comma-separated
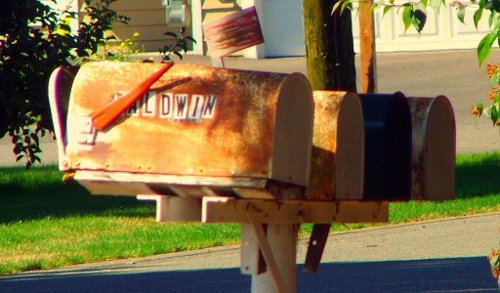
(1, 213, 499, 292)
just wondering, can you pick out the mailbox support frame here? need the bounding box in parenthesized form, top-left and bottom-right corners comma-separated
(137, 195, 389, 293)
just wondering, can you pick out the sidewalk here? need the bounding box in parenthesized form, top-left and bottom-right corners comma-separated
(1, 213, 499, 292)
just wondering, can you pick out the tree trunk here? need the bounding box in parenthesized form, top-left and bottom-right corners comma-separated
(302, 0, 357, 91)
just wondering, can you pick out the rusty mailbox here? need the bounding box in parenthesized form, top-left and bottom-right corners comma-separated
(51, 62, 314, 200)
(408, 95, 455, 200)
(308, 91, 365, 200)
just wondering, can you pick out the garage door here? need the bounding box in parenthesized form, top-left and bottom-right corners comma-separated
(351, 5, 492, 53)
(261, 0, 305, 57)
(259, 2, 489, 57)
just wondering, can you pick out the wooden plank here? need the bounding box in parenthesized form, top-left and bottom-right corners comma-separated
(73, 170, 307, 199)
(241, 223, 267, 275)
(250, 223, 299, 293)
(202, 197, 389, 224)
(303, 223, 331, 273)
(136, 195, 201, 222)
(247, 215, 293, 293)
(358, 0, 377, 93)
(74, 170, 268, 188)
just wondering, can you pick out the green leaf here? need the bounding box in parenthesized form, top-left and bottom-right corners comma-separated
(15, 154, 25, 162)
(332, 0, 343, 14)
(369, 3, 377, 15)
(185, 36, 197, 44)
(340, 0, 352, 15)
(429, 0, 443, 14)
(173, 51, 183, 60)
(490, 254, 500, 269)
(403, 5, 413, 32)
(457, 7, 466, 23)
(484, 0, 500, 11)
(491, 105, 499, 125)
(163, 32, 178, 38)
(383, 5, 392, 18)
(412, 9, 427, 33)
(474, 8, 483, 28)
(477, 32, 497, 65)
(484, 104, 493, 118)
(490, 73, 499, 86)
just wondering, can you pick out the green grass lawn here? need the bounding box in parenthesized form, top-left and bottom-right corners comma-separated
(0, 152, 499, 275)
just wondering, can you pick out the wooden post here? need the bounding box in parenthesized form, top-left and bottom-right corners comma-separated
(359, 1, 377, 93)
(249, 222, 299, 293)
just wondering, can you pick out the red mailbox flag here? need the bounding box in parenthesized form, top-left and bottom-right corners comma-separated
(90, 62, 174, 130)
(203, 6, 264, 59)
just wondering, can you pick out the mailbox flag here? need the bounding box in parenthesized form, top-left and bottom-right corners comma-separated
(202, 6, 264, 59)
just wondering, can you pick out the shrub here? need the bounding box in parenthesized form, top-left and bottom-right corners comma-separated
(0, 0, 129, 167)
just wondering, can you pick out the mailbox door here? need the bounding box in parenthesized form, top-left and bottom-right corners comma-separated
(308, 91, 364, 200)
(408, 96, 455, 200)
(360, 93, 412, 200)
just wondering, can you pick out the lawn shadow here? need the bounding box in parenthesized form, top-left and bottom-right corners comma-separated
(0, 257, 497, 292)
(1, 152, 499, 224)
(0, 166, 154, 224)
(455, 152, 500, 198)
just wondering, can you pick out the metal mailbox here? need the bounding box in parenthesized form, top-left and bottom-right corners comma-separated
(360, 92, 412, 200)
(408, 95, 455, 200)
(51, 62, 314, 200)
(308, 91, 364, 200)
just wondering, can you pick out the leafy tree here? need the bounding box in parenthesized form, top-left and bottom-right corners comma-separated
(333, 0, 500, 128)
(0, 0, 129, 168)
(333, 0, 500, 284)
(159, 27, 197, 62)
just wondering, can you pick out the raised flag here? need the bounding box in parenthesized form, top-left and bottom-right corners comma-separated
(202, 6, 264, 59)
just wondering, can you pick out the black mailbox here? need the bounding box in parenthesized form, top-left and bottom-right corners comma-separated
(360, 92, 412, 200)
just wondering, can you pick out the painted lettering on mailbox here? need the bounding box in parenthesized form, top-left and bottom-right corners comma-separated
(114, 91, 218, 122)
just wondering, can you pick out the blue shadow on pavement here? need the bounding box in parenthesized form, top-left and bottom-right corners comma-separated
(1, 256, 497, 293)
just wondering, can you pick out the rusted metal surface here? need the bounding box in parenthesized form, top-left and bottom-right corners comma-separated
(61, 62, 313, 199)
(307, 91, 364, 200)
(408, 96, 455, 200)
